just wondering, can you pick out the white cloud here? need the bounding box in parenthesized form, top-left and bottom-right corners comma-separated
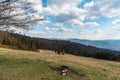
(27, 31, 46, 35)
(11, 0, 120, 40)
(112, 19, 120, 25)
(54, 23, 64, 27)
(45, 27, 50, 30)
(84, 22, 100, 27)
(69, 20, 100, 28)
(69, 19, 84, 27)
(42, 0, 85, 26)
(57, 28, 73, 32)
(84, 1, 94, 9)
(93, 30, 102, 34)
(80, 30, 91, 34)
(47, 0, 82, 15)
(44, 27, 73, 33)
(42, 7, 56, 15)
(41, 0, 104, 29)
(47, 0, 81, 6)
(55, 13, 79, 23)
(85, 0, 120, 18)
(26, 0, 43, 13)
(79, 29, 102, 35)
(8, 27, 23, 33)
(79, 29, 109, 40)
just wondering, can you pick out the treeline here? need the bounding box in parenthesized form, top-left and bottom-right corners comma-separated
(0, 31, 120, 61)
(0, 31, 37, 51)
(34, 39, 120, 61)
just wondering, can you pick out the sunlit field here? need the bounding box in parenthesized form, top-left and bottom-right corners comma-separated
(0, 48, 120, 80)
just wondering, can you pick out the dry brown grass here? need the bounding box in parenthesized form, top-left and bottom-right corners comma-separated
(0, 48, 120, 80)
(0, 44, 18, 49)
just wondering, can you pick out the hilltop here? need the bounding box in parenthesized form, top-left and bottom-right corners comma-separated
(0, 48, 120, 80)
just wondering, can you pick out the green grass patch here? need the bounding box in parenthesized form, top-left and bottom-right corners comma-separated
(0, 56, 90, 80)
(0, 48, 120, 80)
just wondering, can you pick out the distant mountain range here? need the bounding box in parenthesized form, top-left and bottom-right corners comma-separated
(68, 39, 120, 51)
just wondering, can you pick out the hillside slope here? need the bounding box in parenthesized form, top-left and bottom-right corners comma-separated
(0, 48, 120, 80)
(0, 31, 120, 61)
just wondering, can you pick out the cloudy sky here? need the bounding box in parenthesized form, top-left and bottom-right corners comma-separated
(23, 0, 120, 40)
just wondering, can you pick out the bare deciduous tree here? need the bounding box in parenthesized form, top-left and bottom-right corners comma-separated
(0, 0, 45, 31)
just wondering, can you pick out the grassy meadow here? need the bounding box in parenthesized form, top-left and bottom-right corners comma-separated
(0, 48, 120, 80)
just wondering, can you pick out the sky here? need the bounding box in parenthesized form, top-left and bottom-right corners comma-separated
(2, 0, 120, 40)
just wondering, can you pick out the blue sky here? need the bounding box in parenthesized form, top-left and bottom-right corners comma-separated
(6, 0, 120, 40)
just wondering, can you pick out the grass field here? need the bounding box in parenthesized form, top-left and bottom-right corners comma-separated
(0, 48, 120, 80)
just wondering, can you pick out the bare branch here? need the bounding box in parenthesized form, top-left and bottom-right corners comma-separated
(0, 0, 45, 31)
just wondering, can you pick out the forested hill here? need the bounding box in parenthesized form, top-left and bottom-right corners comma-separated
(0, 30, 120, 61)
(68, 38, 120, 51)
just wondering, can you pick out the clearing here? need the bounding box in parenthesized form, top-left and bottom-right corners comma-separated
(0, 48, 120, 80)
